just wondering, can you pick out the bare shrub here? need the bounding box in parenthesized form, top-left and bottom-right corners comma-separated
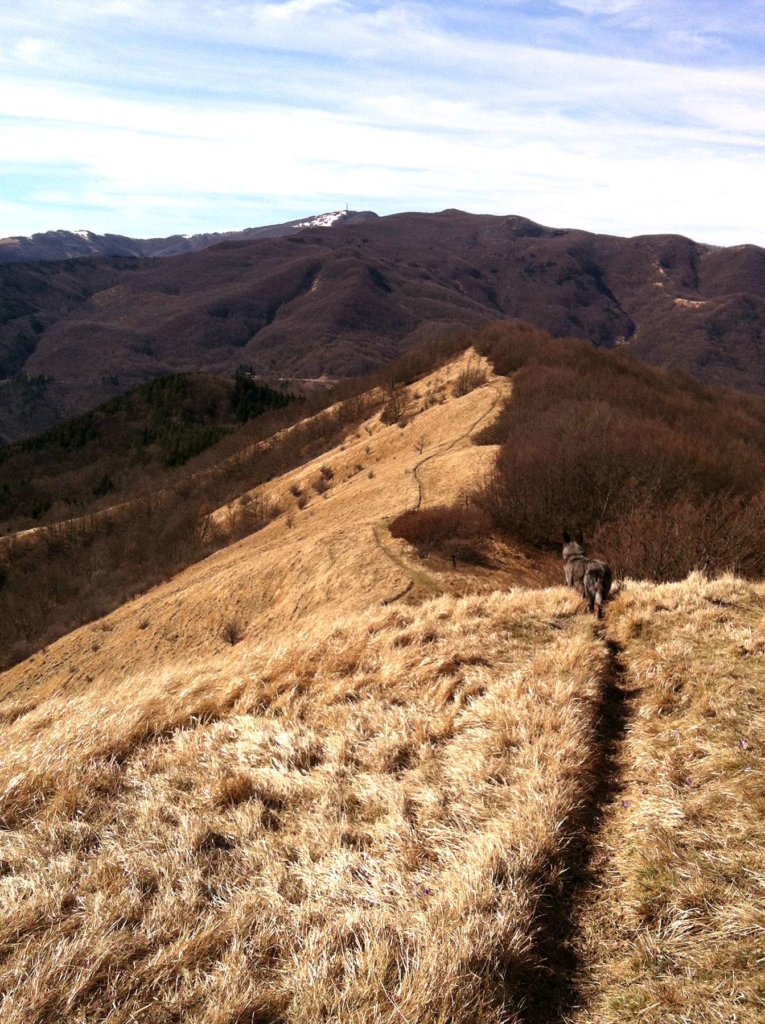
(289, 483, 303, 498)
(296, 493, 308, 510)
(380, 386, 408, 425)
(390, 505, 492, 560)
(312, 475, 329, 495)
(319, 464, 334, 480)
(220, 617, 246, 646)
(452, 358, 488, 397)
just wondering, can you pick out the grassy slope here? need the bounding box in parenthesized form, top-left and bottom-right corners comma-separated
(574, 576, 765, 1023)
(0, 352, 511, 705)
(0, 588, 605, 1024)
(1, 352, 764, 1021)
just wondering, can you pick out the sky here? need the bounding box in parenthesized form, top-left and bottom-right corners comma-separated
(1, 1, 765, 244)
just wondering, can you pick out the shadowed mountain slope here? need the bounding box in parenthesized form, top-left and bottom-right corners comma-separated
(2, 209, 765, 441)
(0, 371, 293, 528)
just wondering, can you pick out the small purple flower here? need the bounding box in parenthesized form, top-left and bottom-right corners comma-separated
(739, 738, 749, 749)
(422, 887, 432, 896)
(621, 800, 629, 809)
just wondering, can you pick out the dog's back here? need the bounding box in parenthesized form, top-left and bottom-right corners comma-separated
(582, 559, 612, 617)
(562, 532, 612, 618)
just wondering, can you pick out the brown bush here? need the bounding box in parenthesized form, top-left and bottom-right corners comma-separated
(470, 321, 765, 581)
(390, 505, 492, 560)
(380, 387, 408, 426)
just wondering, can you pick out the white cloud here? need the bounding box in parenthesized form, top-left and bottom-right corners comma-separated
(2, 70, 764, 245)
(14, 37, 47, 61)
(0, 1, 764, 243)
(557, 0, 641, 14)
(259, 0, 343, 20)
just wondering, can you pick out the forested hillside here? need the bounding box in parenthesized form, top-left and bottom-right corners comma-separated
(3, 210, 765, 441)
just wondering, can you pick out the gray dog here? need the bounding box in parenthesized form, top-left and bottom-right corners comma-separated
(562, 531, 612, 618)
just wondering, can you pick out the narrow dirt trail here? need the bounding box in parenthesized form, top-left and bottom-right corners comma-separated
(372, 380, 504, 603)
(516, 621, 639, 1024)
(411, 381, 503, 510)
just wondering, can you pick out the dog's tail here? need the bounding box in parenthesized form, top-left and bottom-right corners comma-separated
(594, 579, 605, 619)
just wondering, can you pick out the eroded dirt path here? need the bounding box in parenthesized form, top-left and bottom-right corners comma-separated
(516, 622, 639, 1024)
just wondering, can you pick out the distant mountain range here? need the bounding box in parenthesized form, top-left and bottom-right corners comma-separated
(2, 207, 765, 443)
(0, 210, 379, 264)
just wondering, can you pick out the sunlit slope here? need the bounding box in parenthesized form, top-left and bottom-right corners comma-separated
(0, 582, 607, 1023)
(576, 575, 765, 1023)
(0, 351, 508, 706)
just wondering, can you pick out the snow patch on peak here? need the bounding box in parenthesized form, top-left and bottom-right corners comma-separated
(74, 230, 92, 240)
(294, 211, 347, 229)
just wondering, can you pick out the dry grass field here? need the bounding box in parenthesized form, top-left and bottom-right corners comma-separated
(574, 575, 765, 1023)
(0, 587, 606, 1023)
(2, 350, 764, 1022)
(0, 352, 512, 707)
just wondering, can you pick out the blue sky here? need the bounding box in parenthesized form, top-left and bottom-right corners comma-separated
(1, 1, 765, 244)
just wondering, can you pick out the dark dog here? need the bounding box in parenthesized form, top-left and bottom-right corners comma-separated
(562, 531, 612, 618)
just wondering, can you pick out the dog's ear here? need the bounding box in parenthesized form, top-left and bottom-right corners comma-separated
(575, 530, 584, 544)
(562, 531, 571, 543)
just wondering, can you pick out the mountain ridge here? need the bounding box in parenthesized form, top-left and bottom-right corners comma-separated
(0, 209, 379, 265)
(3, 207, 765, 442)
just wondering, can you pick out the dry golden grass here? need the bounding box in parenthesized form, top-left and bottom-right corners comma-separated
(575, 574, 765, 1023)
(0, 587, 607, 1023)
(0, 351, 508, 708)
